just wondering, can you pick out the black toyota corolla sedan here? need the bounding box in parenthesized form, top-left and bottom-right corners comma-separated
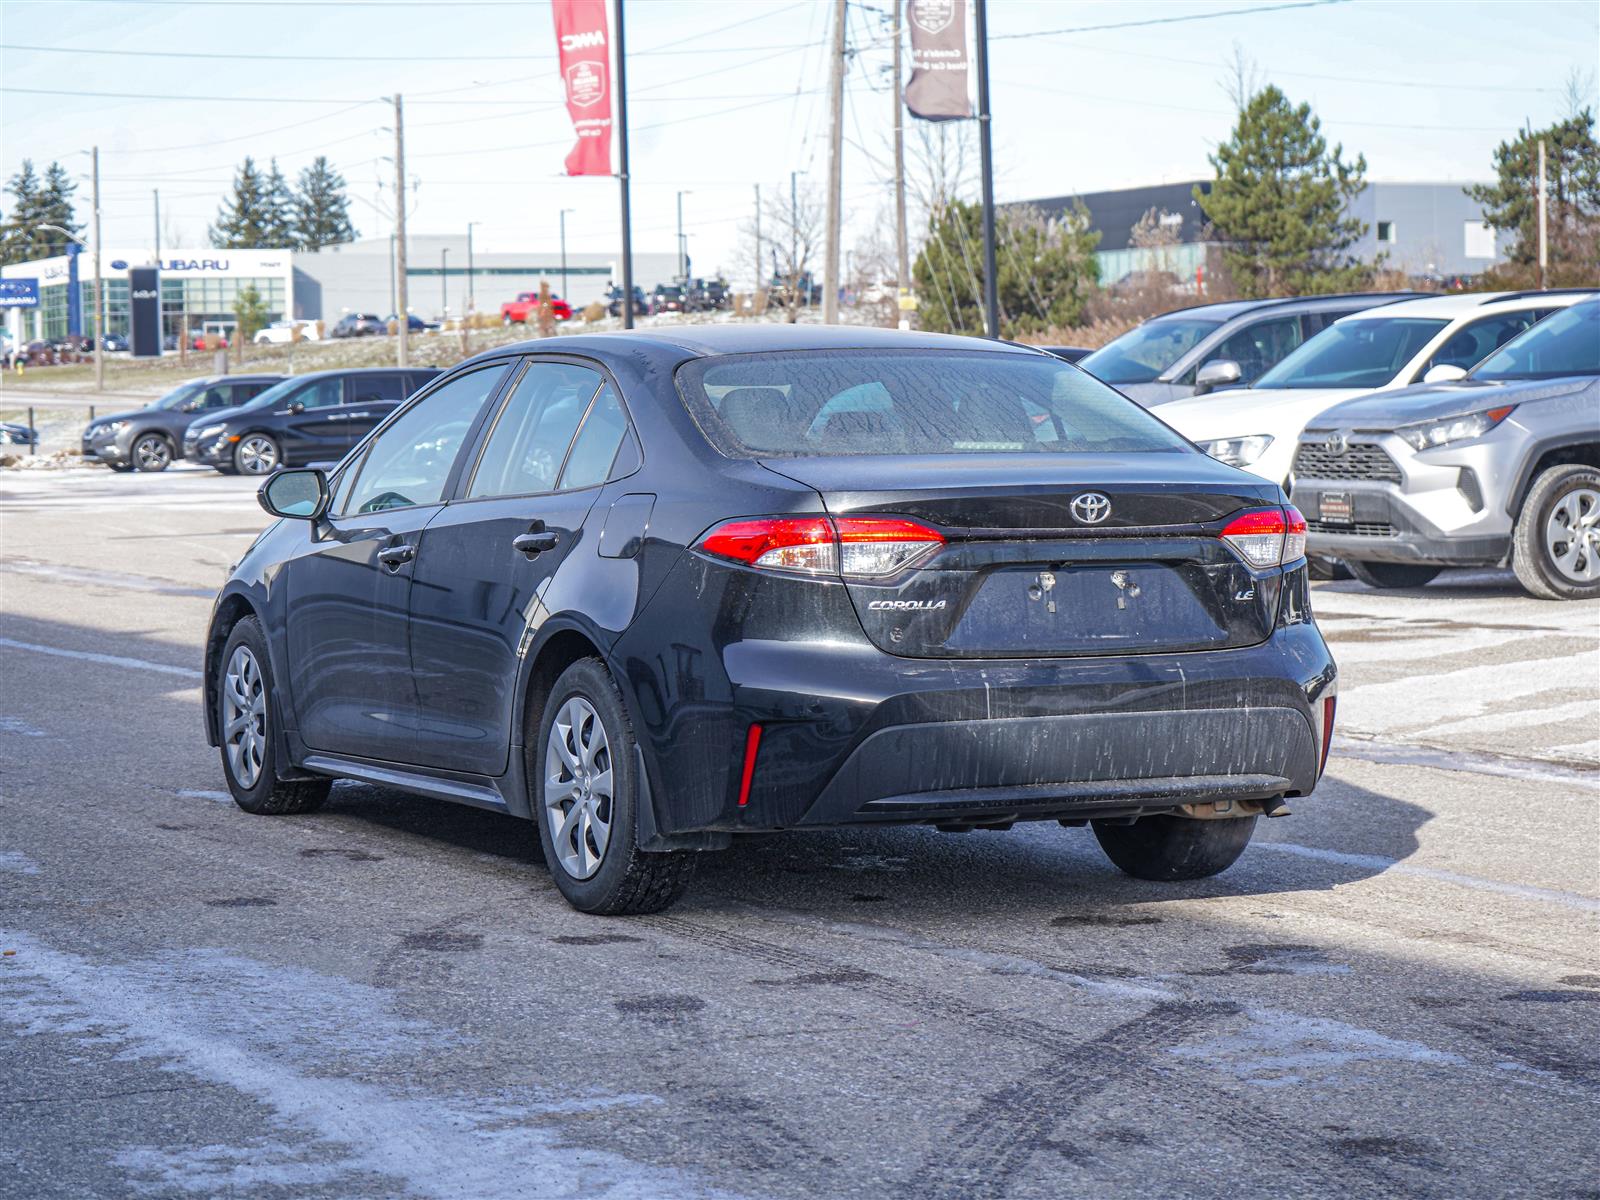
(204, 326, 1336, 914)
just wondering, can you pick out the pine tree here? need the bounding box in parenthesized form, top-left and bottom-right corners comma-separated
(209, 157, 293, 249)
(292, 157, 358, 251)
(1198, 85, 1369, 298)
(1467, 109, 1600, 282)
(1, 159, 82, 264)
(913, 200, 1100, 337)
(263, 159, 297, 248)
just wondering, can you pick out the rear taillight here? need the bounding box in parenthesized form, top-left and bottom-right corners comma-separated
(1219, 505, 1307, 568)
(697, 515, 944, 578)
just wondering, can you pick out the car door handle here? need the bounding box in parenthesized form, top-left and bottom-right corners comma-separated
(377, 544, 415, 569)
(513, 531, 559, 557)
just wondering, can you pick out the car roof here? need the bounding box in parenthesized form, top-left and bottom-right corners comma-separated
(468, 325, 1034, 362)
(1148, 291, 1425, 324)
(1341, 289, 1598, 320)
(281, 366, 438, 381)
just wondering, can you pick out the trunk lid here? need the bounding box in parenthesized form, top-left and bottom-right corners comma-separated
(761, 453, 1284, 659)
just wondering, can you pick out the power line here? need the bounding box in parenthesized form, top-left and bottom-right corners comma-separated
(990, 0, 1350, 39)
(0, 86, 535, 105)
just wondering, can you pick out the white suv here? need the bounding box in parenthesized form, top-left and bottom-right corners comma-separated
(1159, 290, 1596, 486)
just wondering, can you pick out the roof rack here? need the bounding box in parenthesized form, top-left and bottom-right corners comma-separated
(1480, 287, 1600, 305)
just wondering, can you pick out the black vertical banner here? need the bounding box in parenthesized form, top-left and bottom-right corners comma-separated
(904, 0, 971, 120)
(129, 267, 161, 357)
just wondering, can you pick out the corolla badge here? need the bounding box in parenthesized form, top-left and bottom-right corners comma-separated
(1071, 492, 1111, 524)
(867, 599, 947, 611)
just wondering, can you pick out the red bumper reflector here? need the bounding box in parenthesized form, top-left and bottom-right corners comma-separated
(1319, 695, 1337, 776)
(737, 723, 763, 807)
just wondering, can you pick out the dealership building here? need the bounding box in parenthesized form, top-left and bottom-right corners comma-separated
(0, 237, 677, 347)
(1020, 180, 1512, 286)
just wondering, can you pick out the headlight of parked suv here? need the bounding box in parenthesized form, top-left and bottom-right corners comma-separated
(1395, 405, 1516, 451)
(89, 420, 128, 437)
(1199, 434, 1273, 467)
(193, 423, 227, 440)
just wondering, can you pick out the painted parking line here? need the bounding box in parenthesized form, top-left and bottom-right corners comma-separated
(1253, 841, 1600, 913)
(0, 637, 201, 679)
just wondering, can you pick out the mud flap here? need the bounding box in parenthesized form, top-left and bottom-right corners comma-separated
(633, 746, 730, 852)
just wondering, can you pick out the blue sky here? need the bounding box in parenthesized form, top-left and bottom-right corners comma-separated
(1, 0, 1595, 284)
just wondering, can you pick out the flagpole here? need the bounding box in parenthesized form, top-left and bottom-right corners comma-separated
(615, 0, 634, 330)
(973, 0, 999, 338)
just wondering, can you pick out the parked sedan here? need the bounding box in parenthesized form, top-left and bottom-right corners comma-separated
(184, 366, 440, 474)
(0, 421, 39, 447)
(1079, 292, 1425, 406)
(1294, 298, 1600, 598)
(329, 313, 386, 339)
(204, 327, 1336, 915)
(82, 374, 284, 472)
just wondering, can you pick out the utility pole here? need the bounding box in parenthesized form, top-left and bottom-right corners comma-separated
(441, 248, 449, 318)
(822, 0, 846, 323)
(892, 1, 909, 314)
(675, 190, 688, 280)
(154, 188, 161, 263)
(753, 183, 762, 292)
(790, 169, 802, 304)
(393, 94, 409, 367)
(559, 208, 572, 301)
(92, 145, 104, 391)
(973, 0, 999, 338)
(1537, 138, 1548, 291)
(616, 0, 634, 330)
(466, 221, 478, 314)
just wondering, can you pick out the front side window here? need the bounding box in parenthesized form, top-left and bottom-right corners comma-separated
(677, 349, 1192, 458)
(341, 365, 508, 514)
(1424, 311, 1551, 376)
(1254, 317, 1448, 390)
(1079, 317, 1223, 384)
(467, 362, 602, 498)
(1210, 315, 1303, 384)
(292, 378, 345, 410)
(1472, 302, 1600, 381)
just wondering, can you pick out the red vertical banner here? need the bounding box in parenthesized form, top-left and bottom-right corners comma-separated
(553, 0, 614, 176)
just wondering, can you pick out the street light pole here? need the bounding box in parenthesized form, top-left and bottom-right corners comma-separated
(675, 190, 692, 281)
(466, 221, 479, 315)
(790, 169, 804, 304)
(91, 146, 104, 390)
(441, 248, 449, 319)
(560, 208, 573, 302)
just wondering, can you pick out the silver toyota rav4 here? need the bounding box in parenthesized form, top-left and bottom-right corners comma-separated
(1291, 298, 1600, 600)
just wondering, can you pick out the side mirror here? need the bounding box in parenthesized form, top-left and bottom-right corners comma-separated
(258, 468, 329, 520)
(1193, 359, 1243, 396)
(1423, 363, 1468, 383)
(287, 400, 306, 415)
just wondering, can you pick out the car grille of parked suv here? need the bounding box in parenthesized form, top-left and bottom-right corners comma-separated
(1305, 520, 1398, 538)
(1292, 442, 1403, 484)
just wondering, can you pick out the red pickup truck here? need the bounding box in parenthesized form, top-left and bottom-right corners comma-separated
(500, 293, 573, 324)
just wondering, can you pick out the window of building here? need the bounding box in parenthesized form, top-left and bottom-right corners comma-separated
(1376, 221, 1396, 244)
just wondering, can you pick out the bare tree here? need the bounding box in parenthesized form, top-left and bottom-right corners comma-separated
(1220, 41, 1263, 112)
(738, 181, 825, 322)
(906, 121, 977, 229)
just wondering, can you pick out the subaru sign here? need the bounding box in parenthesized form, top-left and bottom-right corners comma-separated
(0, 278, 40, 308)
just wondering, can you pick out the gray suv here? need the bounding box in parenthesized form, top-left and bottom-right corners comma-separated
(80, 374, 284, 472)
(1079, 291, 1424, 406)
(1292, 299, 1600, 599)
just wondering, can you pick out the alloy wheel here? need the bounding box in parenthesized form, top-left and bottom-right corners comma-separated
(237, 435, 278, 475)
(223, 645, 267, 788)
(1545, 486, 1600, 584)
(134, 435, 171, 471)
(543, 696, 614, 880)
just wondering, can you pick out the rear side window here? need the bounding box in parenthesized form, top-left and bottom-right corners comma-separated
(560, 383, 629, 489)
(291, 377, 345, 410)
(677, 350, 1191, 458)
(1210, 315, 1303, 384)
(347, 373, 407, 405)
(467, 362, 603, 498)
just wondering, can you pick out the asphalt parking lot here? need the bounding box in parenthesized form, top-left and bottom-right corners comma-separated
(2, 463, 1597, 1200)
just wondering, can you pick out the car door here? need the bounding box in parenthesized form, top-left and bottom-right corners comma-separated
(285, 363, 511, 763)
(272, 376, 349, 464)
(406, 360, 631, 775)
(341, 372, 409, 448)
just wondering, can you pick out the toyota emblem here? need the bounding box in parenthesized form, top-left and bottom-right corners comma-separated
(1071, 492, 1112, 525)
(1324, 430, 1350, 454)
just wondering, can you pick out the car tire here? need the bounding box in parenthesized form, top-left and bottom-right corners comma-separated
(1513, 463, 1600, 601)
(533, 658, 697, 915)
(1345, 560, 1441, 589)
(131, 432, 174, 472)
(234, 433, 280, 476)
(1093, 813, 1258, 881)
(1306, 556, 1350, 581)
(217, 617, 330, 815)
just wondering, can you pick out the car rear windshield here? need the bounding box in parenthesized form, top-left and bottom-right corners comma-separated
(1255, 317, 1447, 390)
(1078, 317, 1222, 384)
(1471, 302, 1600, 381)
(676, 349, 1193, 458)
